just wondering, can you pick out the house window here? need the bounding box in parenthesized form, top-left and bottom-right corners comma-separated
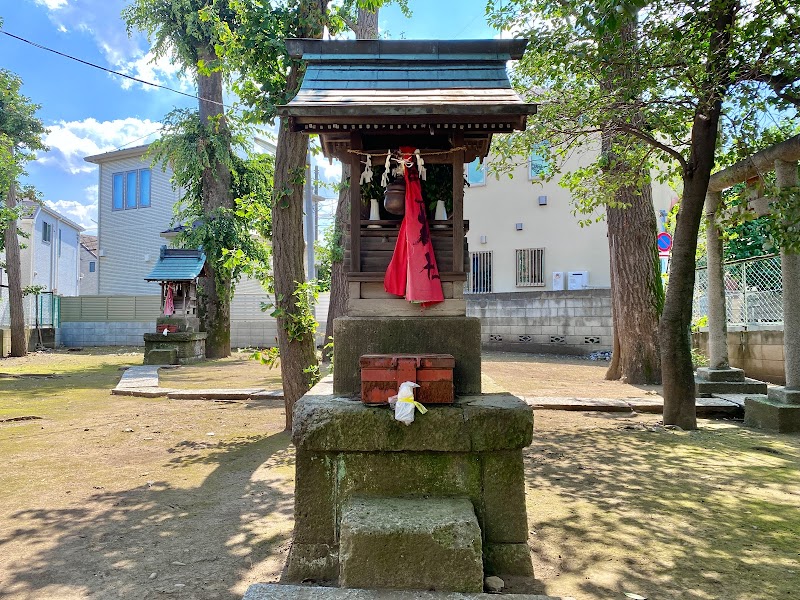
(528, 142, 550, 180)
(516, 248, 545, 287)
(112, 168, 152, 210)
(42, 221, 52, 244)
(466, 159, 486, 186)
(112, 173, 124, 210)
(467, 250, 493, 294)
(89, 261, 96, 273)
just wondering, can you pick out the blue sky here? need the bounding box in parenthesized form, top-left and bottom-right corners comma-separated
(1, 0, 496, 234)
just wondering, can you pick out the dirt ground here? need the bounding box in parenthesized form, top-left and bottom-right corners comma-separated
(1, 349, 798, 600)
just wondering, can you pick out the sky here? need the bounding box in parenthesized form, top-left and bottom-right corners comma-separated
(0, 0, 497, 235)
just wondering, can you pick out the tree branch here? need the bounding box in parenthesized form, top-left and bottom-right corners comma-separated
(613, 122, 688, 171)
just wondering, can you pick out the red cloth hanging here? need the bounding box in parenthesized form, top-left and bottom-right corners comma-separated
(164, 284, 175, 316)
(384, 147, 444, 306)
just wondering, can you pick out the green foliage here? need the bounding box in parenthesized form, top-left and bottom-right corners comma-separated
(691, 315, 708, 333)
(691, 346, 709, 369)
(263, 280, 319, 343)
(22, 284, 46, 296)
(251, 346, 280, 368)
(123, 0, 236, 73)
(1, 68, 48, 251)
(147, 109, 273, 298)
(314, 223, 342, 292)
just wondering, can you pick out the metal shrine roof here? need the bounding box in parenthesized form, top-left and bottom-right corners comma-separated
(278, 39, 536, 126)
(144, 246, 207, 282)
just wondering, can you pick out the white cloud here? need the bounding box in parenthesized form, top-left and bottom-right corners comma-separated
(45, 198, 97, 233)
(118, 50, 193, 94)
(35, 0, 70, 10)
(38, 117, 161, 174)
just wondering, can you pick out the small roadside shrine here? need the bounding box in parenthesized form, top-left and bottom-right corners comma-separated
(263, 39, 539, 595)
(142, 246, 208, 365)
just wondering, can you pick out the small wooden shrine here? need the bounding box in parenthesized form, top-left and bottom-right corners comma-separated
(142, 246, 208, 364)
(280, 38, 536, 317)
(279, 39, 536, 397)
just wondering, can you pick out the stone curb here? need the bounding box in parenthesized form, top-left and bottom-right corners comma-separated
(112, 366, 283, 400)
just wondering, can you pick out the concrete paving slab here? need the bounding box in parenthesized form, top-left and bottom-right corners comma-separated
(167, 389, 283, 400)
(111, 387, 175, 398)
(695, 397, 742, 417)
(115, 366, 160, 389)
(625, 397, 665, 413)
(524, 397, 632, 411)
(711, 393, 768, 408)
(243, 584, 568, 600)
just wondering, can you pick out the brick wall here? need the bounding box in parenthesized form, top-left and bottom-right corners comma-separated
(693, 329, 786, 385)
(466, 289, 613, 355)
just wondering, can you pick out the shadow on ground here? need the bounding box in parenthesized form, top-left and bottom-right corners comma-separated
(526, 412, 800, 600)
(0, 432, 294, 600)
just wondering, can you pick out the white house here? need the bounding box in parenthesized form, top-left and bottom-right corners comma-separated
(79, 234, 99, 295)
(461, 148, 675, 354)
(1, 201, 82, 340)
(463, 149, 675, 294)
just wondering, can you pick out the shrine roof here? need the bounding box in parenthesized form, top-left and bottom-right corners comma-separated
(145, 246, 207, 282)
(277, 39, 536, 125)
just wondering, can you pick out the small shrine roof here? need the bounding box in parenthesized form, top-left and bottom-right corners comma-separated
(145, 247, 207, 282)
(278, 39, 536, 126)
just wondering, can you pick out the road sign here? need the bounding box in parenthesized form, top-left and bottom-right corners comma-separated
(657, 232, 673, 253)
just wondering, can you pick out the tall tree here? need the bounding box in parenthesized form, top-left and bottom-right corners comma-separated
(124, 0, 238, 358)
(323, 2, 383, 361)
(0, 67, 47, 357)
(489, 0, 800, 428)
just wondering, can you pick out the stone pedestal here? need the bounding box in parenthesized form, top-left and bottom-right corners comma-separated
(695, 367, 767, 397)
(143, 331, 206, 365)
(745, 387, 800, 433)
(286, 389, 534, 585)
(333, 316, 481, 397)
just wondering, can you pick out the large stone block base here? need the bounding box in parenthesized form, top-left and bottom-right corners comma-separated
(745, 394, 800, 433)
(333, 316, 481, 397)
(286, 387, 534, 586)
(339, 497, 483, 592)
(143, 331, 206, 365)
(695, 367, 767, 397)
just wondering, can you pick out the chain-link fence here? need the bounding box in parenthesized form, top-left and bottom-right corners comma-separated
(693, 254, 783, 327)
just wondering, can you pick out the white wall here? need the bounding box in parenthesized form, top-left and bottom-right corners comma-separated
(96, 153, 180, 296)
(79, 245, 99, 295)
(464, 148, 676, 293)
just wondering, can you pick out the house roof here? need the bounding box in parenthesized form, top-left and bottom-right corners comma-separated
(20, 201, 85, 232)
(84, 144, 151, 164)
(80, 234, 99, 254)
(278, 39, 535, 123)
(144, 246, 207, 282)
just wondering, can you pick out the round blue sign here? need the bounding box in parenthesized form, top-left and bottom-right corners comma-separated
(657, 232, 673, 252)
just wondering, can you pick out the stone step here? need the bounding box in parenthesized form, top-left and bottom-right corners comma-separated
(243, 584, 567, 600)
(696, 367, 745, 382)
(339, 497, 484, 593)
(695, 378, 768, 398)
(166, 389, 283, 400)
(711, 393, 768, 408)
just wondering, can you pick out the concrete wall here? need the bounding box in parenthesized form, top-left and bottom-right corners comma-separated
(693, 329, 786, 385)
(466, 289, 613, 355)
(463, 148, 675, 293)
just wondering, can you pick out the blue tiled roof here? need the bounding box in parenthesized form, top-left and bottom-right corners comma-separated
(144, 246, 206, 282)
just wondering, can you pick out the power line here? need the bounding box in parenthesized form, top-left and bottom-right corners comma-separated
(0, 29, 225, 108)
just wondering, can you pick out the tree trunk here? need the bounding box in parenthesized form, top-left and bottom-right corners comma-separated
(273, 0, 327, 430)
(323, 7, 379, 362)
(660, 0, 736, 429)
(197, 48, 233, 359)
(601, 16, 662, 384)
(4, 176, 27, 357)
(604, 182, 662, 383)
